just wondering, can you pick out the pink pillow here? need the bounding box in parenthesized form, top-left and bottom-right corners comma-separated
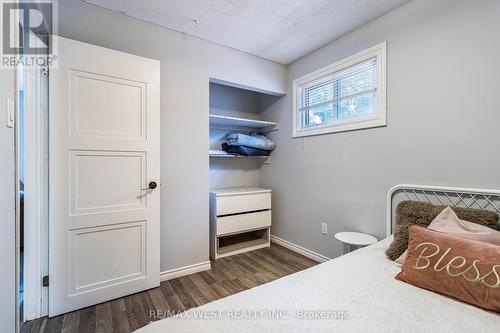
(395, 225, 500, 312)
(395, 207, 500, 264)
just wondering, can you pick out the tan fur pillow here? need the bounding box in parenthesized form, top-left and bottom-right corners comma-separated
(385, 201, 498, 261)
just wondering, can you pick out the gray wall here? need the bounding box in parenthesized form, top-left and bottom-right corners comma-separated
(261, 0, 500, 259)
(0, 70, 16, 332)
(209, 83, 262, 120)
(58, 0, 286, 272)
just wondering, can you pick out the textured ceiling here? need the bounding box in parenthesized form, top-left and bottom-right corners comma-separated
(84, 0, 410, 64)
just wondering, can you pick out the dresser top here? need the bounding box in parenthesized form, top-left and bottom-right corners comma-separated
(210, 187, 272, 196)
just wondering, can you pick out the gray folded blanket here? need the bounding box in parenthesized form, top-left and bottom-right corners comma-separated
(226, 133, 276, 151)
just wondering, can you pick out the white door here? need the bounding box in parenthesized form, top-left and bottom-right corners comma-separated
(48, 36, 160, 317)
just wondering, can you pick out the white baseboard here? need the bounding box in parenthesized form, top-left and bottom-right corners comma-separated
(271, 235, 330, 263)
(160, 261, 211, 282)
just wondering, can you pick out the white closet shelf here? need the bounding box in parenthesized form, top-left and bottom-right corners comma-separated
(209, 114, 278, 129)
(209, 154, 269, 160)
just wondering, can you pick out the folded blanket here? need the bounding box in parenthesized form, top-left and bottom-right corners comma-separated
(222, 143, 270, 157)
(225, 133, 276, 151)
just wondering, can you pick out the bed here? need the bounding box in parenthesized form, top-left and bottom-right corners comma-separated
(138, 185, 500, 332)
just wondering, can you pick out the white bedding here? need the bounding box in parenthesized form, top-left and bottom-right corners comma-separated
(138, 237, 499, 332)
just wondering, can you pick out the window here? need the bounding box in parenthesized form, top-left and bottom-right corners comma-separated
(293, 42, 386, 137)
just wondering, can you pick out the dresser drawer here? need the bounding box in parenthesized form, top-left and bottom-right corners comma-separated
(217, 210, 271, 236)
(216, 192, 271, 216)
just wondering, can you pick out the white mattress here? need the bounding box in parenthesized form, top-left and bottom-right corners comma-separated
(138, 237, 499, 332)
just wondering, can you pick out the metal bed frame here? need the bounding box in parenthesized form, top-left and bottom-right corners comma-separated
(386, 184, 500, 236)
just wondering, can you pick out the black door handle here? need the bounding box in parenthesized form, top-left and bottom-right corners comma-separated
(142, 181, 158, 190)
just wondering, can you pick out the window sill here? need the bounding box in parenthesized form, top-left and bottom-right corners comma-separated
(292, 117, 386, 138)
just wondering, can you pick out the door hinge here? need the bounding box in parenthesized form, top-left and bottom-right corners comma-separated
(42, 275, 49, 287)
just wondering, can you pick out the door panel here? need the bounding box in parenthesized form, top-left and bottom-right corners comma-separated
(69, 150, 146, 214)
(69, 70, 146, 139)
(69, 221, 146, 294)
(49, 36, 160, 316)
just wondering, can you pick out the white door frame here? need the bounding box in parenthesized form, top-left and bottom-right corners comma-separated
(15, 7, 50, 323)
(23, 64, 49, 320)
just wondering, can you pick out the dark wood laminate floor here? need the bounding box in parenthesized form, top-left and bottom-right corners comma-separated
(21, 244, 318, 333)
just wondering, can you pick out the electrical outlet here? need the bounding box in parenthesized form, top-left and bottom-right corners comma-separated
(321, 222, 328, 235)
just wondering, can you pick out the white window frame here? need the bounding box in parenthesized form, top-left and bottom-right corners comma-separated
(292, 42, 387, 138)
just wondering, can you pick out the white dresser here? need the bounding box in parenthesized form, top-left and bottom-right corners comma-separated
(209, 187, 272, 259)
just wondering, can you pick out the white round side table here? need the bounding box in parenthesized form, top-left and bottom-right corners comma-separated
(335, 232, 378, 254)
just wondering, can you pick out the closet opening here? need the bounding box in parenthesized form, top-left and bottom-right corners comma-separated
(208, 80, 283, 259)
